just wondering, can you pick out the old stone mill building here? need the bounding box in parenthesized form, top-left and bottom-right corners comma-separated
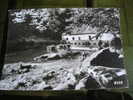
(46, 31, 116, 53)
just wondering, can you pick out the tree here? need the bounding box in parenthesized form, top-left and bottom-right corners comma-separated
(47, 8, 74, 40)
(9, 8, 120, 41)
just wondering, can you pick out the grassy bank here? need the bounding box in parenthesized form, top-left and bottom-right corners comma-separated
(4, 47, 46, 64)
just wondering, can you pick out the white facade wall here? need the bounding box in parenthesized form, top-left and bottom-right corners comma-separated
(62, 34, 95, 41)
(62, 33, 97, 50)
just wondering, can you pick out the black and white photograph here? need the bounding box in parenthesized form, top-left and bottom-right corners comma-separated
(0, 8, 128, 90)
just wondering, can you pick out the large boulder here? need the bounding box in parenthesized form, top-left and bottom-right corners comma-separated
(90, 48, 124, 68)
(81, 48, 124, 73)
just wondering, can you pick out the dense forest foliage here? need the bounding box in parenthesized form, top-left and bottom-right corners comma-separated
(7, 8, 120, 53)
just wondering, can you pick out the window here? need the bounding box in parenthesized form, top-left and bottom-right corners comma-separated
(79, 43, 81, 45)
(83, 42, 88, 45)
(78, 37, 80, 40)
(72, 37, 75, 40)
(75, 43, 77, 45)
(87, 42, 91, 46)
(66, 38, 68, 40)
(89, 36, 91, 40)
